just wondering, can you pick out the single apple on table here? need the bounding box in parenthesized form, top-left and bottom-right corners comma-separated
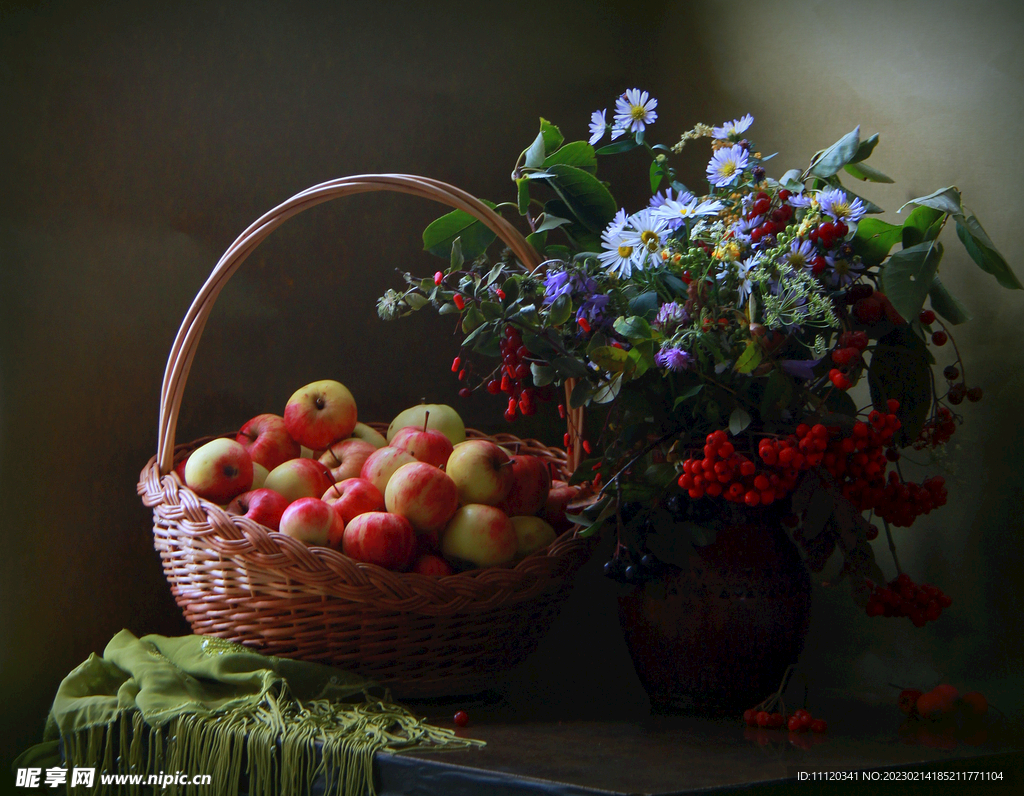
(495, 454, 551, 516)
(342, 512, 416, 570)
(350, 422, 388, 449)
(441, 504, 517, 569)
(319, 438, 377, 482)
(360, 446, 417, 495)
(510, 515, 557, 560)
(390, 414, 455, 469)
(445, 440, 514, 506)
(321, 477, 385, 524)
(236, 413, 300, 471)
(284, 379, 358, 450)
(279, 497, 343, 547)
(384, 461, 459, 535)
(226, 488, 291, 531)
(387, 403, 466, 446)
(184, 438, 254, 504)
(263, 457, 334, 503)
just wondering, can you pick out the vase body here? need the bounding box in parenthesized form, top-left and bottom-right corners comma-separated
(617, 511, 811, 715)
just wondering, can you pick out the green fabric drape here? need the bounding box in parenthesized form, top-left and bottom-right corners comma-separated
(14, 630, 483, 795)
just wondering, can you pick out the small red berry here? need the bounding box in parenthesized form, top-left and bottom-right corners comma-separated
(931, 330, 948, 346)
(578, 317, 592, 333)
(434, 271, 443, 285)
(787, 715, 804, 732)
(458, 387, 472, 399)
(453, 294, 466, 310)
(744, 708, 758, 726)
(809, 719, 827, 733)
(453, 710, 469, 727)
(919, 309, 936, 325)
(755, 710, 771, 727)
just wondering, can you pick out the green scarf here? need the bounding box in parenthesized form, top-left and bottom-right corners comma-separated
(15, 630, 482, 795)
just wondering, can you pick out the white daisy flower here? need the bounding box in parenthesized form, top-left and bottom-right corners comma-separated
(712, 114, 754, 141)
(589, 109, 607, 146)
(619, 209, 669, 269)
(706, 145, 749, 188)
(653, 196, 725, 225)
(597, 228, 637, 278)
(613, 88, 658, 137)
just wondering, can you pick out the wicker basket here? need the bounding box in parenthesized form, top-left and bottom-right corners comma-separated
(138, 174, 592, 698)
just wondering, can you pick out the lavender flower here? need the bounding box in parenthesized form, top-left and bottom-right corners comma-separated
(712, 114, 754, 141)
(654, 301, 689, 332)
(655, 347, 693, 372)
(706, 145, 749, 188)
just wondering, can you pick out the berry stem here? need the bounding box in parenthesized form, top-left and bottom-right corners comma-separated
(883, 518, 902, 575)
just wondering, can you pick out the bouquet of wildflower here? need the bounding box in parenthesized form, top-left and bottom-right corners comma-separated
(380, 88, 1020, 621)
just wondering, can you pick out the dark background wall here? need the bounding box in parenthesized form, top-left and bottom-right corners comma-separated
(2, 0, 1022, 782)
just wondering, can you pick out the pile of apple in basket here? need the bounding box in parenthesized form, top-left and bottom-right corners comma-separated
(178, 379, 578, 574)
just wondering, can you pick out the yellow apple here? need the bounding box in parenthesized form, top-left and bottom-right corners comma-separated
(387, 403, 466, 446)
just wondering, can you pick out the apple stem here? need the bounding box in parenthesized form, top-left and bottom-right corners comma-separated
(330, 481, 343, 498)
(423, 410, 430, 434)
(497, 459, 515, 470)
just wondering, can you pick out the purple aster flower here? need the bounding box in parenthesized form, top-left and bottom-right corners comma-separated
(712, 114, 754, 141)
(828, 257, 865, 288)
(655, 347, 693, 372)
(577, 292, 610, 325)
(589, 109, 607, 146)
(786, 239, 815, 270)
(707, 145, 749, 188)
(818, 188, 866, 224)
(613, 88, 658, 138)
(779, 358, 823, 380)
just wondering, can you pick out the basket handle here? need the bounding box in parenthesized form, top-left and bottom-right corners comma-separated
(157, 174, 585, 476)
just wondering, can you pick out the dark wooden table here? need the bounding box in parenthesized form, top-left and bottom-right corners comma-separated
(375, 693, 1022, 795)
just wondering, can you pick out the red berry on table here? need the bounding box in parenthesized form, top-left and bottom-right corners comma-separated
(743, 708, 758, 726)
(756, 710, 771, 727)
(787, 715, 804, 732)
(454, 710, 469, 727)
(960, 691, 988, 718)
(769, 712, 784, 728)
(809, 718, 827, 733)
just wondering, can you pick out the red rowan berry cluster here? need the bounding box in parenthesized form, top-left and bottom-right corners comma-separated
(914, 406, 957, 449)
(820, 403, 901, 505)
(481, 325, 552, 421)
(746, 190, 795, 244)
(743, 706, 827, 734)
(828, 329, 868, 390)
(873, 472, 948, 527)
(865, 572, 952, 627)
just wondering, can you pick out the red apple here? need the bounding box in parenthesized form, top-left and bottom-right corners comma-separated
(495, 455, 551, 516)
(384, 461, 459, 534)
(226, 488, 290, 531)
(283, 379, 358, 450)
(321, 477, 385, 524)
(444, 440, 514, 506)
(263, 457, 334, 503)
(539, 484, 580, 533)
(360, 446, 417, 494)
(279, 497, 340, 546)
(411, 553, 454, 576)
(236, 413, 300, 471)
(342, 512, 416, 570)
(441, 504, 517, 569)
(319, 438, 376, 482)
(184, 438, 254, 504)
(390, 417, 455, 469)
(251, 462, 269, 490)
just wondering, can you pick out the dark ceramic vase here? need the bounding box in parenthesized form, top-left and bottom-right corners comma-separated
(617, 511, 812, 715)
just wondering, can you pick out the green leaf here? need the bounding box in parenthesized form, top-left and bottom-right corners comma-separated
(868, 326, 932, 446)
(901, 206, 944, 248)
(423, 202, 498, 259)
(543, 164, 617, 233)
(553, 356, 590, 379)
(852, 218, 903, 267)
(404, 292, 429, 310)
(590, 345, 630, 373)
(480, 300, 503, 320)
(734, 340, 762, 374)
(627, 343, 654, 379)
(761, 370, 795, 420)
(779, 169, 804, 191)
(673, 384, 703, 409)
(592, 373, 623, 404)
(569, 379, 594, 409)
(502, 275, 520, 303)
(438, 302, 460, 315)
(808, 126, 861, 178)
(839, 183, 884, 214)
(548, 293, 572, 326)
(516, 178, 530, 216)
(530, 362, 555, 387)
(928, 275, 972, 325)
(849, 132, 880, 163)
(543, 141, 598, 174)
(461, 306, 485, 334)
(524, 131, 546, 169)
(955, 215, 1022, 290)
(823, 385, 858, 417)
(596, 138, 640, 155)
(535, 214, 571, 233)
(612, 315, 653, 343)
(729, 407, 752, 436)
(627, 291, 659, 319)
(450, 236, 464, 270)
(844, 161, 893, 183)
(540, 118, 563, 154)
(525, 231, 547, 254)
(649, 160, 663, 193)
(898, 186, 962, 216)
(880, 241, 943, 323)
